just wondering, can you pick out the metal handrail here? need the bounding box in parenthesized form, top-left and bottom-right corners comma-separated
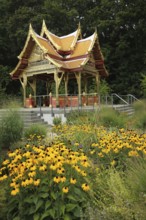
(127, 94, 140, 104)
(111, 93, 129, 105)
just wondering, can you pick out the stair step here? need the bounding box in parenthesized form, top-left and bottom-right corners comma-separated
(0, 110, 49, 129)
(114, 104, 134, 116)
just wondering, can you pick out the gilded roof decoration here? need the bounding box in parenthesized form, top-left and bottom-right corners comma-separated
(10, 20, 108, 79)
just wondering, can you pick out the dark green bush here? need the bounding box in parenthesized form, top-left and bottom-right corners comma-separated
(0, 110, 24, 149)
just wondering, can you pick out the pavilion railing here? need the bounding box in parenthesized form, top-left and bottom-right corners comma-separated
(28, 93, 139, 116)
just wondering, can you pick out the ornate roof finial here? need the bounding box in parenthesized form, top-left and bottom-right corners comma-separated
(42, 19, 46, 28)
(29, 23, 33, 31)
(78, 21, 82, 39)
(95, 27, 97, 34)
(41, 19, 47, 36)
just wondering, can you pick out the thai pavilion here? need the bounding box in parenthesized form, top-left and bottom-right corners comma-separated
(10, 20, 108, 108)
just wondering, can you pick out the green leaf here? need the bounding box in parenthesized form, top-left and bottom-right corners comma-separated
(64, 214, 72, 220)
(39, 192, 48, 199)
(33, 195, 38, 205)
(74, 206, 82, 217)
(60, 204, 66, 215)
(66, 203, 77, 212)
(35, 199, 44, 212)
(24, 196, 33, 204)
(45, 200, 51, 210)
(13, 217, 20, 220)
(74, 187, 82, 196)
(28, 206, 36, 215)
(48, 208, 55, 219)
(67, 194, 77, 201)
(40, 185, 49, 192)
(50, 191, 57, 200)
(40, 210, 50, 220)
(33, 213, 40, 220)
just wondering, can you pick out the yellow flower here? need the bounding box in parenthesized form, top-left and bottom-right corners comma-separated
(128, 150, 139, 157)
(28, 171, 36, 177)
(70, 178, 77, 184)
(57, 168, 65, 174)
(80, 171, 87, 177)
(53, 176, 61, 183)
(110, 160, 116, 166)
(50, 164, 57, 170)
(0, 175, 8, 182)
(81, 183, 90, 191)
(2, 159, 10, 165)
(62, 187, 69, 193)
(30, 166, 36, 171)
(11, 188, 19, 196)
(39, 165, 47, 171)
(98, 152, 104, 157)
(60, 176, 66, 183)
(33, 179, 40, 186)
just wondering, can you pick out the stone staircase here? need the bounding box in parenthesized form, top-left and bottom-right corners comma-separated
(113, 104, 134, 116)
(0, 109, 49, 129)
(19, 110, 49, 129)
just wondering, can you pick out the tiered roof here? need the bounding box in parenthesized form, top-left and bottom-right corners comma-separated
(10, 20, 108, 79)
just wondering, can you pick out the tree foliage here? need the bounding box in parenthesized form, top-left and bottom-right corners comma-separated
(0, 0, 146, 97)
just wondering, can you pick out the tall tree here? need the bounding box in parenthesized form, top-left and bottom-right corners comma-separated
(0, 0, 146, 97)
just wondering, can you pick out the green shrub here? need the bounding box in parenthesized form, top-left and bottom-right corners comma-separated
(1, 96, 22, 109)
(0, 110, 24, 149)
(132, 100, 146, 130)
(0, 183, 7, 219)
(53, 116, 62, 126)
(24, 123, 47, 141)
(97, 107, 127, 128)
(0, 142, 92, 220)
(66, 110, 98, 125)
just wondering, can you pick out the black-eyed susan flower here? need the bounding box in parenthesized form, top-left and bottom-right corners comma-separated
(39, 164, 47, 171)
(50, 164, 57, 170)
(110, 160, 116, 166)
(62, 187, 69, 193)
(33, 179, 40, 186)
(28, 171, 36, 177)
(11, 188, 19, 196)
(57, 168, 65, 174)
(81, 183, 90, 191)
(70, 178, 77, 184)
(60, 176, 66, 183)
(53, 176, 61, 183)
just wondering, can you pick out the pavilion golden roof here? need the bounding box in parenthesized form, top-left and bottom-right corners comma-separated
(10, 20, 108, 79)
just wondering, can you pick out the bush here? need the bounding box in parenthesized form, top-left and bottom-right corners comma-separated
(0, 141, 93, 219)
(1, 96, 22, 109)
(24, 123, 47, 141)
(132, 100, 146, 130)
(66, 110, 99, 125)
(0, 110, 24, 149)
(97, 107, 127, 128)
(53, 116, 62, 126)
(0, 183, 7, 219)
